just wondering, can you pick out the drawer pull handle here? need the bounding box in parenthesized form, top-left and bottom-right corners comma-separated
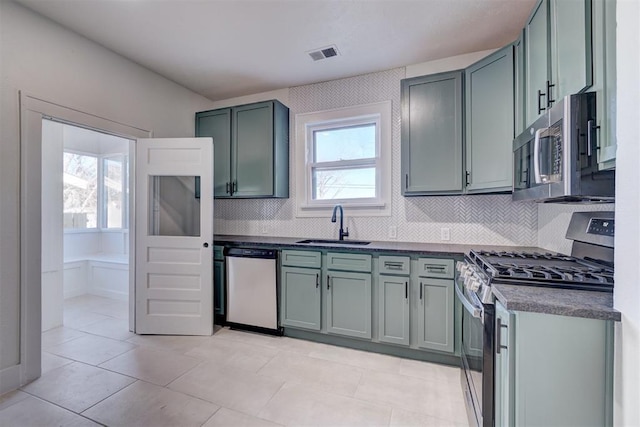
(405, 281, 408, 299)
(426, 265, 446, 271)
(384, 262, 404, 269)
(327, 275, 330, 290)
(420, 283, 423, 301)
(316, 273, 319, 289)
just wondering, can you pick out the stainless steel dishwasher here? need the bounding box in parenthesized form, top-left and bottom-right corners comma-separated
(225, 248, 279, 333)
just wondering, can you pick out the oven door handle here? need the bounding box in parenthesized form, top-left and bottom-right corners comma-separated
(455, 283, 482, 320)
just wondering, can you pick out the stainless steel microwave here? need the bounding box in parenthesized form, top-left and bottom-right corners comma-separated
(512, 92, 615, 203)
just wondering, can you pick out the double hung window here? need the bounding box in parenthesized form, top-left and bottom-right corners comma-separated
(296, 101, 391, 217)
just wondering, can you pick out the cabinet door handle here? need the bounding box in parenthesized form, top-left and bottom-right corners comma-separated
(537, 89, 546, 114)
(316, 273, 319, 289)
(327, 275, 330, 290)
(405, 281, 408, 299)
(587, 120, 601, 158)
(546, 80, 556, 107)
(419, 282, 423, 301)
(232, 181, 237, 194)
(496, 317, 509, 354)
(226, 182, 231, 194)
(405, 174, 409, 190)
(465, 171, 470, 187)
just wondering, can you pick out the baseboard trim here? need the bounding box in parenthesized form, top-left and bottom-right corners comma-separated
(0, 364, 21, 395)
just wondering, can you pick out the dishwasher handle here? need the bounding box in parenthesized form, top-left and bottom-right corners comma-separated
(225, 247, 277, 259)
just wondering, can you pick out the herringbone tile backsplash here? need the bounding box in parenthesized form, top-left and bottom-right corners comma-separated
(215, 67, 539, 246)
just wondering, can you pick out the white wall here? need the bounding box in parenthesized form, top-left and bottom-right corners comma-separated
(613, 0, 640, 424)
(0, 1, 214, 377)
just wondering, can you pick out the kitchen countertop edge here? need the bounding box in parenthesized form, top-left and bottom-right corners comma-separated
(492, 284, 621, 322)
(213, 234, 546, 257)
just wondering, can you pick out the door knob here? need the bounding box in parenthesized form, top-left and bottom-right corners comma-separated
(203, 242, 209, 248)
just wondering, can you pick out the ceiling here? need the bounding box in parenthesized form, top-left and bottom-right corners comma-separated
(16, 0, 537, 101)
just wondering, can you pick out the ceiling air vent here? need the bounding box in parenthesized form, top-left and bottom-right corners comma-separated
(307, 45, 340, 61)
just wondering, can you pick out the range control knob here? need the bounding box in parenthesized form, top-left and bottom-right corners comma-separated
(467, 277, 481, 292)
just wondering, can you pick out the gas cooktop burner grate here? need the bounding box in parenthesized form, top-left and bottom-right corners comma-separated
(491, 262, 614, 284)
(466, 249, 615, 291)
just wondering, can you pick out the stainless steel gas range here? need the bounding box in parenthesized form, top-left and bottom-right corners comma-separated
(456, 211, 615, 427)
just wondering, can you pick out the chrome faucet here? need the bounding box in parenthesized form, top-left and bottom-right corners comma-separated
(331, 204, 349, 240)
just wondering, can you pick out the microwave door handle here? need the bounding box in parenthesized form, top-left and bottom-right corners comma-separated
(533, 128, 544, 184)
(454, 283, 482, 320)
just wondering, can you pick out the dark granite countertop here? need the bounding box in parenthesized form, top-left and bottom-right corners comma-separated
(492, 284, 621, 321)
(214, 234, 546, 258)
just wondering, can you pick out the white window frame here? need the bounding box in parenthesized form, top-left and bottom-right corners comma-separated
(102, 153, 128, 231)
(63, 149, 100, 232)
(63, 149, 129, 232)
(295, 101, 392, 217)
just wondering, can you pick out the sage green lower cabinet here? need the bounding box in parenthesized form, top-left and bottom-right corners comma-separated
(280, 266, 321, 331)
(494, 301, 614, 426)
(213, 260, 225, 316)
(213, 245, 225, 317)
(495, 301, 515, 427)
(378, 275, 410, 346)
(326, 271, 372, 339)
(416, 278, 454, 353)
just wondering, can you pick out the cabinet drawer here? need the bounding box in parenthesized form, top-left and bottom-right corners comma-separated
(213, 245, 225, 261)
(378, 256, 411, 276)
(281, 250, 321, 268)
(327, 252, 372, 273)
(417, 258, 454, 279)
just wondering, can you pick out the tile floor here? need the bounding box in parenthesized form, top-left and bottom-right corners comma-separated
(0, 295, 470, 426)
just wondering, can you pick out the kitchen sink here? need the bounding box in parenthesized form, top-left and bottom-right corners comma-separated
(296, 239, 371, 245)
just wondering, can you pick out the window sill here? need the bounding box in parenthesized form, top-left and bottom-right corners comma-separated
(297, 202, 390, 218)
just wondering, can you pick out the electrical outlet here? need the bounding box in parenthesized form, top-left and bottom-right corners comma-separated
(440, 227, 451, 241)
(261, 223, 268, 234)
(388, 226, 397, 239)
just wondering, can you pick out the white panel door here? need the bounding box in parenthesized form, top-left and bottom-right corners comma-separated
(135, 138, 213, 335)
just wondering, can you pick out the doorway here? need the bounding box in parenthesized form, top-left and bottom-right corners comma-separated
(20, 93, 151, 386)
(40, 120, 135, 370)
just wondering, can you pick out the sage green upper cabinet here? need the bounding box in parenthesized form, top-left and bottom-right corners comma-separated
(524, 0, 550, 127)
(401, 71, 464, 195)
(514, 32, 526, 136)
(465, 45, 515, 193)
(550, 0, 593, 101)
(592, 0, 617, 170)
(524, 0, 593, 127)
(195, 100, 289, 198)
(195, 109, 231, 197)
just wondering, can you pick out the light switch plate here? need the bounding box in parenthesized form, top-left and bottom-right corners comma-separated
(440, 227, 450, 241)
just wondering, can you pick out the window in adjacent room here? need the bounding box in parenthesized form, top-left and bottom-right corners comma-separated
(63, 151, 128, 230)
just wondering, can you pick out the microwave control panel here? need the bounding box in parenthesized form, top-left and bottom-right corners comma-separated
(587, 218, 615, 237)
